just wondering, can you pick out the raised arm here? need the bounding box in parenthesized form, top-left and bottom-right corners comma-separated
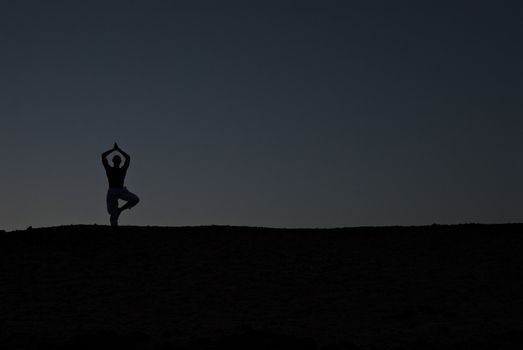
(115, 143, 131, 168)
(101, 143, 117, 169)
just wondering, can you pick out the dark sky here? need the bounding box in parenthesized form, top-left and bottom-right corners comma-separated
(1, 1, 522, 230)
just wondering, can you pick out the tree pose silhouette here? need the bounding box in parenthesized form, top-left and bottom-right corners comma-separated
(101, 143, 140, 226)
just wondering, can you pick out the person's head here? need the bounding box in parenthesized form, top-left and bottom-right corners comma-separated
(112, 155, 122, 168)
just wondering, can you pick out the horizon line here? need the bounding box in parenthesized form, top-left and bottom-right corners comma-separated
(3, 222, 523, 233)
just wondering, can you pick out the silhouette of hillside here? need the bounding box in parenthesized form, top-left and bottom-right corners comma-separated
(1, 224, 523, 349)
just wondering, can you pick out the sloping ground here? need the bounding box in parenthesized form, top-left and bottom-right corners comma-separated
(1, 224, 523, 349)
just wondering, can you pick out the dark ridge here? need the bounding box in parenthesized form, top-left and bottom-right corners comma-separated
(1, 224, 523, 349)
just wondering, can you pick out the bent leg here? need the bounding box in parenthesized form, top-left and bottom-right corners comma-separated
(119, 188, 140, 211)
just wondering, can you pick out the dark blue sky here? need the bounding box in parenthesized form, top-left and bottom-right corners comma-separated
(1, 1, 522, 230)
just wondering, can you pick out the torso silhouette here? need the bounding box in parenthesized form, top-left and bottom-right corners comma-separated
(104, 164, 128, 189)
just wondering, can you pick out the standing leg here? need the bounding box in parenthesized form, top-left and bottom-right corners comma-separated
(106, 189, 121, 227)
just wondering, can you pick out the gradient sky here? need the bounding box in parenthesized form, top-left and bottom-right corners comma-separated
(1, 1, 522, 230)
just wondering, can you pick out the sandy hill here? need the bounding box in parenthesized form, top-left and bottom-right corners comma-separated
(1, 224, 523, 349)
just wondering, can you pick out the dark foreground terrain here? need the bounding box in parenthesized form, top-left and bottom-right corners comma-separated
(1, 224, 523, 349)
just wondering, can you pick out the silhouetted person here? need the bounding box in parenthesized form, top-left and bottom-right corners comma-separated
(101, 143, 140, 226)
